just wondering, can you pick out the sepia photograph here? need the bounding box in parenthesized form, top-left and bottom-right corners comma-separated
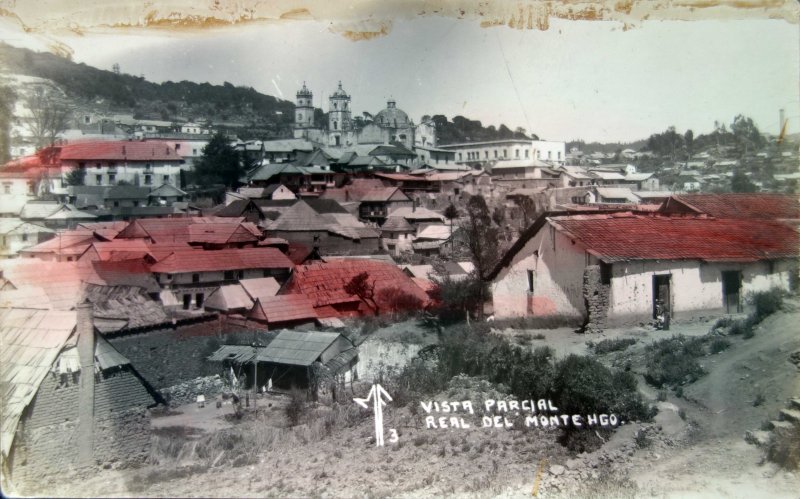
(0, 1, 798, 497)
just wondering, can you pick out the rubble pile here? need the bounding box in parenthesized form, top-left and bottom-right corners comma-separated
(161, 375, 227, 406)
(745, 398, 800, 470)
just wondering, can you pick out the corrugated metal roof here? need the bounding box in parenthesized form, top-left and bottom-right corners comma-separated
(207, 344, 259, 363)
(0, 308, 77, 457)
(257, 330, 340, 366)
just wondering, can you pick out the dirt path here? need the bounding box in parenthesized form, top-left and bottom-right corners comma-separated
(622, 308, 800, 498)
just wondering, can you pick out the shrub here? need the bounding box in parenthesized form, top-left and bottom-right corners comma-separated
(590, 338, 637, 355)
(709, 338, 731, 354)
(634, 429, 652, 449)
(750, 288, 785, 322)
(752, 393, 765, 407)
(285, 388, 307, 426)
(728, 319, 751, 336)
(644, 335, 706, 388)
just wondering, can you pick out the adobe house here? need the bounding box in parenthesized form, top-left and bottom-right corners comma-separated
(1, 304, 162, 489)
(489, 210, 798, 329)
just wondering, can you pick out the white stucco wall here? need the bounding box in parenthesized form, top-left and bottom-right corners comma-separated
(491, 223, 587, 320)
(605, 259, 795, 324)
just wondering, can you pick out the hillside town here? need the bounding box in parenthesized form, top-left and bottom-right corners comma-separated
(1, 32, 799, 499)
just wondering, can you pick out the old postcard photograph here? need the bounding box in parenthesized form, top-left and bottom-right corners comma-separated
(0, 1, 798, 497)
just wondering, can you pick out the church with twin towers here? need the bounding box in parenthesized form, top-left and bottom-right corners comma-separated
(292, 81, 436, 150)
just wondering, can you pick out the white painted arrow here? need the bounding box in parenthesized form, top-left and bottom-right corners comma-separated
(354, 383, 393, 446)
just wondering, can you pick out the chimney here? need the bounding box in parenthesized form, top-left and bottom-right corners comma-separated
(76, 301, 96, 468)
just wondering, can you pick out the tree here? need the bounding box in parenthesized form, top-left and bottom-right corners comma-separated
(25, 86, 72, 149)
(517, 196, 538, 229)
(427, 259, 485, 324)
(344, 272, 379, 314)
(730, 115, 765, 157)
(731, 170, 757, 193)
(192, 132, 243, 188)
(462, 195, 499, 318)
(684, 129, 694, 158)
(64, 167, 86, 186)
(0, 84, 16, 163)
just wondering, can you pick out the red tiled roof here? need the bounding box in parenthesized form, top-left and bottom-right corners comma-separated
(662, 194, 800, 221)
(149, 247, 293, 274)
(281, 259, 430, 314)
(248, 295, 317, 324)
(550, 213, 799, 263)
(187, 223, 260, 245)
(56, 141, 183, 162)
(117, 216, 250, 244)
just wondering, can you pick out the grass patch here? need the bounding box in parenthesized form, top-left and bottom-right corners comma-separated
(588, 338, 637, 355)
(644, 335, 707, 388)
(708, 337, 731, 354)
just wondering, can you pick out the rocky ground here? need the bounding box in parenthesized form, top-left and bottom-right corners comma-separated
(24, 307, 800, 498)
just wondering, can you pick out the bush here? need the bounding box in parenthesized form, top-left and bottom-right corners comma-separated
(750, 288, 785, 322)
(728, 318, 752, 336)
(644, 335, 707, 388)
(285, 388, 307, 426)
(589, 338, 637, 355)
(709, 338, 731, 354)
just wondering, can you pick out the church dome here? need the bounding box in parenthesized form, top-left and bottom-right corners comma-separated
(331, 81, 349, 99)
(374, 99, 410, 128)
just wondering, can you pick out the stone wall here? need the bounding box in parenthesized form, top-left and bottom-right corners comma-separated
(108, 319, 223, 390)
(582, 265, 610, 334)
(10, 367, 154, 485)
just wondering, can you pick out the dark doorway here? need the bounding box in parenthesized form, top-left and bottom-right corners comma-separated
(653, 274, 671, 319)
(721, 270, 742, 313)
(183, 294, 191, 310)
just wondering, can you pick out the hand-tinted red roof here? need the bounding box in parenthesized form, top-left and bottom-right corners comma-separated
(281, 259, 430, 313)
(149, 247, 293, 273)
(57, 141, 183, 162)
(551, 213, 799, 263)
(662, 194, 800, 221)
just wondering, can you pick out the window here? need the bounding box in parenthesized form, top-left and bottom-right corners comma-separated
(113, 201, 119, 207)
(183, 294, 191, 310)
(558, 151, 562, 160)
(2, 184, 9, 195)
(175, 143, 181, 150)
(494, 150, 498, 158)
(548, 151, 552, 159)
(515, 149, 520, 158)
(525, 150, 529, 158)
(109, 174, 116, 183)
(192, 273, 200, 283)
(163, 175, 170, 184)
(96, 174, 102, 185)
(21, 233, 28, 242)
(458, 153, 462, 160)
(485, 151, 489, 159)
(193, 149, 198, 155)
(527, 270, 535, 293)
(144, 175, 152, 185)
(237, 270, 244, 279)
(504, 149, 508, 158)
(224, 270, 235, 280)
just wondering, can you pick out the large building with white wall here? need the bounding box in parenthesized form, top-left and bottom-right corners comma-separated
(489, 207, 798, 327)
(437, 139, 566, 167)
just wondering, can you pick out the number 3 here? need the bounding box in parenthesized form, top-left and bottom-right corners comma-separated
(388, 428, 398, 443)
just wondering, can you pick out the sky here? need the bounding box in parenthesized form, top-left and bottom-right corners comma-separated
(2, 16, 798, 143)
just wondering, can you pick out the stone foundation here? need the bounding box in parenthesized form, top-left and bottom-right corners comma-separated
(582, 265, 610, 334)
